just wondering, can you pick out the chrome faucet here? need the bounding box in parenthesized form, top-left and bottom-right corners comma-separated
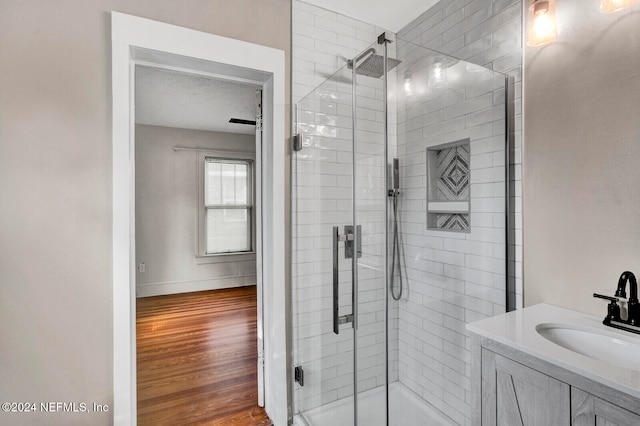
(615, 271, 639, 326)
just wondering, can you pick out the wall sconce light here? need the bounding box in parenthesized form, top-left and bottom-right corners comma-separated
(527, 0, 558, 46)
(600, 0, 639, 13)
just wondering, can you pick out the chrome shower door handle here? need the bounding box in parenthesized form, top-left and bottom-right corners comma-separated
(333, 226, 340, 334)
(333, 226, 354, 335)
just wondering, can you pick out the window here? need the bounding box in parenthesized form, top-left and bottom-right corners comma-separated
(200, 154, 254, 255)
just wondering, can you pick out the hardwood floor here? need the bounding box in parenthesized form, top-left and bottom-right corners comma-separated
(136, 286, 271, 426)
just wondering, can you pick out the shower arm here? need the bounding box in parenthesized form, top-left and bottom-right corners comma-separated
(347, 48, 376, 70)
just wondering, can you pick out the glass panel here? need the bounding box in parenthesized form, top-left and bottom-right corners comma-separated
(221, 163, 236, 205)
(353, 41, 388, 426)
(389, 37, 507, 425)
(205, 161, 222, 205)
(206, 160, 250, 206)
(206, 208, 250, 253)
(292, 64, 355, 426)
(235, 163, 247, 204)
(291, 34, 507, 426)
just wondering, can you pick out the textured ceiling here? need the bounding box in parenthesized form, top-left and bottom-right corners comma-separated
(303, 0, 439, 32)
(135, 66, 258, 135)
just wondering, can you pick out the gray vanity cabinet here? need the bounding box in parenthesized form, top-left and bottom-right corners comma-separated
(481, 349, 570, 425)
(479, 345, 640, 426)
(572, 388, 640, 426)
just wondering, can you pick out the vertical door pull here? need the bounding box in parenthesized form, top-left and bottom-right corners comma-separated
(333, 226, 354, 334)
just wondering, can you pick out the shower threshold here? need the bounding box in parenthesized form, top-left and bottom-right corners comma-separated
(294, 381, 456, 426)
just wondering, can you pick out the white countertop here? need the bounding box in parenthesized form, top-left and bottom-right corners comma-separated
(466, 303, 640, 399)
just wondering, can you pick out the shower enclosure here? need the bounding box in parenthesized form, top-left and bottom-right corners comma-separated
(292, 35, 508, 426)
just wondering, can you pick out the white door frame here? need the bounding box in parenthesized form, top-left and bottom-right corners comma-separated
(111, 12, 287, 425)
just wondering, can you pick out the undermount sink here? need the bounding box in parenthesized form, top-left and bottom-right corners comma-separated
(536, 323, 640, 372)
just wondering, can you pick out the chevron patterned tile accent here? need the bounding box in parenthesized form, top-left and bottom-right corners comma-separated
(436, 145, 469, 200)
(437, 213, 470, 231)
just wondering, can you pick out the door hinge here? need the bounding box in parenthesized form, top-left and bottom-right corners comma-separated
(258, 349, 265, 368)
(294, 365, 304, 386)
(293, 132, 304, 152)
(255, 89, 263, 131)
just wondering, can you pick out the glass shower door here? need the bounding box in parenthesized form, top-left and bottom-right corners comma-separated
(352, 41, 390, 426)
(293, 39, 394, 426)
(293, 65, 357, 426)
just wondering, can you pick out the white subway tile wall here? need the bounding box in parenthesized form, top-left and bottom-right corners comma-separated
(399, 0, 523, 314)
(292, 1, 393, 106)
(395, 1, 522, 425)
(395, 49, 506, 424)
(292, 1, 398, 416)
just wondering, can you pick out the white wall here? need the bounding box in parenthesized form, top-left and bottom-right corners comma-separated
(524, 1, 640, 314)
(135, 125, 256, 297)
(0, 1, 289, 424)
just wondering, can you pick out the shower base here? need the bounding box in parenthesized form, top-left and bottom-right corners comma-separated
(294, 381, 455, 426)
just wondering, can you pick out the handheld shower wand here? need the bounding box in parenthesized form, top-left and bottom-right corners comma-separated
(392, 158, 399, 190)
(389, 158, 403, 301)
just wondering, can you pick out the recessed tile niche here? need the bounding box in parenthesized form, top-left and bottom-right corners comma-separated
(426, 139, 470, 232)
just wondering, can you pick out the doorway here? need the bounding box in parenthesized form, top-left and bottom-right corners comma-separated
(112, 12, 287, 425)
(133, 64, 265, 423)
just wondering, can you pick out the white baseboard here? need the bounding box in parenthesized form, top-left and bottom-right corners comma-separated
(136, 275, 256, 297)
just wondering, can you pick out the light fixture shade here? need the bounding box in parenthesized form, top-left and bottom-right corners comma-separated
(527, 0, 558, 47)
(601, 0, 640, 13)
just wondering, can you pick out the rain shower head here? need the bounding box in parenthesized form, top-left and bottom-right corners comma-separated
(347, 49, 401, 78)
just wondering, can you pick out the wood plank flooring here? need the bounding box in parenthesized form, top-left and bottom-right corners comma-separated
(136, 286, 271, 426)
